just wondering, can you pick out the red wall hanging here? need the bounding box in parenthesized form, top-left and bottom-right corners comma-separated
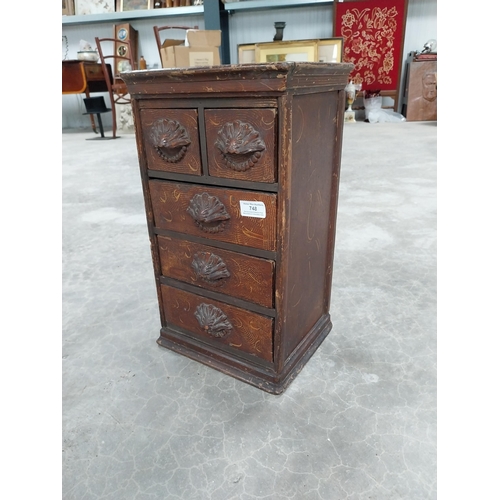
(333, 0, 408, 109)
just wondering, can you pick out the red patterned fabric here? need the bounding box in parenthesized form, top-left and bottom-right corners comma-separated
(334, 0, 407, 91)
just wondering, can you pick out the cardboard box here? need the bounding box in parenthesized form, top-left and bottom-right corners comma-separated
(160, 30, 221, 69)
(160, 39, 184, 69)
(186, 29, 221, 48)
(174, 46, 220, 68)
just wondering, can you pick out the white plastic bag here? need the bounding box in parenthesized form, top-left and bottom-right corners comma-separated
(363, 95, 382, 118)
(363, 95, 406, 123)
(367, 109, 406, 123)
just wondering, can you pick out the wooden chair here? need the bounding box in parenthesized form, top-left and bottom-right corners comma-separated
(153, 25, 198, 60)
(94, 37, 137, 139)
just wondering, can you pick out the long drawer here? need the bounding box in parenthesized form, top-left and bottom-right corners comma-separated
(157, 236, 275, 308)
(161, 285, 273, 363)
(149, 180, 277, 251)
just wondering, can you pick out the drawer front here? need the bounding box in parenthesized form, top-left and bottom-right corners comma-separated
(205, 108, 277, 183)
(141, 109, 202, 175)
(149, 180, 277, 251)
(84, 64, 105, 81)
(161, 285, 273, 362)
(158, 236, 275, 308)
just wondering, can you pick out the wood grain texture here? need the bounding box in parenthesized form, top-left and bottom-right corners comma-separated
(205, 108, 277, 183)
(281, 91, 339, 361)
(141, 108, 202, 175)
(149, 180, 277, 251)
(121, 63, 352, 393)
(121, 62, 354, 98)
(157, 235, 275, 308)
(161, 285, 273, 362)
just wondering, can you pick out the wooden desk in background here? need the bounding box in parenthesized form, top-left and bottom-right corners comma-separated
(62, 60, 112, 132)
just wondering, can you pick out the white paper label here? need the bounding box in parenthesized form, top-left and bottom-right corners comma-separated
(189, 51, 214, 67)
(239, 201, 266, 218)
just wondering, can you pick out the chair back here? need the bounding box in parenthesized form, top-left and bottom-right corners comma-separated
(95, 37, 137, 103)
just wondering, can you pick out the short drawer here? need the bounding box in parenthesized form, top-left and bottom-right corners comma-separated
(140, 109, 202, 175)
(204, 108, 277, 183)
(149, 180, 277, 251)
(157, 236, 275, 308)
(84, 64, 105, 81)
(161, 285, 273, 362)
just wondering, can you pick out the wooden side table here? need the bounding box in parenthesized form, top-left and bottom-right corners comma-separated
(62, 60, 112, 132)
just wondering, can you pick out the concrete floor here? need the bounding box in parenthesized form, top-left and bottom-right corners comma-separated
(62, 120, 437, 499)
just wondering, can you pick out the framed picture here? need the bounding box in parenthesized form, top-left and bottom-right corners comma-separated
(317, 38, 343, 63)
(238, 44, 257, 64)
(62, 0, 75, 15)
(117, 0, 152, 11)
(255, 41, 317, 63)
(238, 38, 343, 65)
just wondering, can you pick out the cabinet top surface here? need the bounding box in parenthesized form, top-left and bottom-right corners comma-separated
(121, 62, 353, 96)
(122, 62, 353, 80)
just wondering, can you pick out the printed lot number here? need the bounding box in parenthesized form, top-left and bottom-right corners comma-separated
(239, 201, 266, 218)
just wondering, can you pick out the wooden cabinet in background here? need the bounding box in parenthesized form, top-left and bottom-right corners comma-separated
(122, 62, 352, 394)
(402, 52, 437, 121)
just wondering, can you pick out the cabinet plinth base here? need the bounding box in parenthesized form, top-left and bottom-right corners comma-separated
(157, 314, 332, 395)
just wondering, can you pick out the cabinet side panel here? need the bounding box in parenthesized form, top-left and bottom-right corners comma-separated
(282, 91, 339, 361)
(131, 99, 167, 327)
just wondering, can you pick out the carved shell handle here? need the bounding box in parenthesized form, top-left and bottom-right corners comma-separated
(215, 120, 266, 172)
(194, 303, 233, 338)
(150, 118, 191, 163)
(186, 192, 230, 233)
(192, 252, 230, 286)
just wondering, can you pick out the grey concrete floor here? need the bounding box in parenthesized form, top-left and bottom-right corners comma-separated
(62, 120, 436, 499)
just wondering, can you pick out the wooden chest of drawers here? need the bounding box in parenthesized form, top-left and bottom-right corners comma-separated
(122, 62, 352, 394)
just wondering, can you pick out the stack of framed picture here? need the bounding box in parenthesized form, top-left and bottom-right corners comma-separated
(238, 38, 343, 65)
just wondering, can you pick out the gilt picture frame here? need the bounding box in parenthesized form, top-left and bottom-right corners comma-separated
(238, 38, 343, 65)
(255, 41, 317, 64)
(238, 44, 257, 64)
(317, 38, 343, 63)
